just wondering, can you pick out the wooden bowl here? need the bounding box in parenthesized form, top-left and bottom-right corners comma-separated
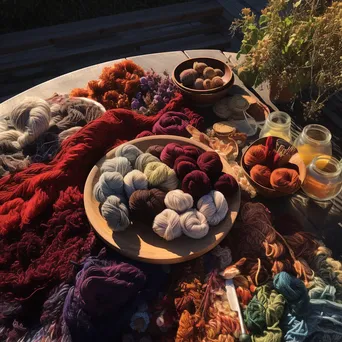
(241, 137, 306, 198)
(84, 135, 241, 264)
(172, 57, 233, 94)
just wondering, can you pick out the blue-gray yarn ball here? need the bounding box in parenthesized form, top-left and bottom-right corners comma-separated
(100, 156, 132, 177)
(101, 195, 130, 232)
(93, 171, 124, 203)
(115, 144, 143, 166)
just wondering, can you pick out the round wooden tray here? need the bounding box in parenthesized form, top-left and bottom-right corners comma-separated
(84, 135, 241, 264)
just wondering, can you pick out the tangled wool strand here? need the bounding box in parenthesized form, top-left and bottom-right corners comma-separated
(101, 195, 130, 231)
(123, 170, 148, 198)
(197, 190, 228, 226)
(164, 189, 193, 214)
(180, 209, 209, 239)
(153, 209, 182, 241)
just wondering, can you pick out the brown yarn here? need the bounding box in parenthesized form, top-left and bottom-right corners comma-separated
(250, 164, 272, 188)
(243, 145, 267, 168)
(270, 168, 301, 194)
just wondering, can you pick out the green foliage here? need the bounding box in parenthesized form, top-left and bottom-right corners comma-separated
(230, 0, 342, 120)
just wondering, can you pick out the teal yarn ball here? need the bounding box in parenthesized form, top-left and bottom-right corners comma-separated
(93, 171, 124, 203)
(100, 156, 132, 177)
(115, 144, 143, 166)
(273, 272, 310, 316)
(101, 195, 130, 232)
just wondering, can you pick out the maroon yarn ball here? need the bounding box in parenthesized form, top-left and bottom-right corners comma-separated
(136, 130, 155, 138)
(183, 145, 202, 160)
(146, 145, 164, 159)
(214, 173, 239, 198)
(174, 156, 198, 180)
(129, 189, 166, 224)
(197, 151, 223, 179)
(160, 143, 184, 167)
(182, 170, 212, 200)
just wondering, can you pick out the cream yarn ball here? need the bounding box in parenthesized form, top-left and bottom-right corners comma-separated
(100, 156, 132, 176)
(197, 190, 228, 226)
(164, 189, 193, 214)
(152, 209, 182, 241)
(180, 209, 209, 239)
(101, 195, 130, 232)
(135, 153, 160, 172)
(115, 144, 143, 166)
(123, 170, 148, 198)
(10, 97, 51, 147)
(93, 171, 124, 203)
(144, 162, 179, 192)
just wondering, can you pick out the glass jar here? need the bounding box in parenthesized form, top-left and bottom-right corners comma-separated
(259, 111, 292, 142)
(294, 124, 332, 166)
(302, 156, 342, 201)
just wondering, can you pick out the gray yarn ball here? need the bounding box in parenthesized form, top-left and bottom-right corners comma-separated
(100, 157, 132, 176)
(115, 144, 143, 166)
(93, 171, 124, 203)
(123, 170, 148, 198)
(134, 153, 160, 172)
(101, 195, 131, 232)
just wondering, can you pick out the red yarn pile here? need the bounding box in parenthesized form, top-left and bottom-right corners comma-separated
(0, 93, 200, 321)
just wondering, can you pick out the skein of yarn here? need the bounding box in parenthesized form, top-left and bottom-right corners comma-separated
(101, 195, 131, 231)
(197, 190, 228, 226)
(129, 189, 166, 223)
(115, 144, 143, 166)
(153, 209, 183, 241)
(144, 162, 179, 191)
(123, 170, 148, 198)
(135, 153, 160, 172)
(93, 171, 124, 203)
(182, 170, 211, 200)
(100, 157, 132, 177)
(10, 97, 51, 147)
(197, 151, 223, 179)
(214, 173, 239, 198)
(146, 145, 164, 158)
(180, 209, 209, 239)
(164, 189, 194, 214)
(173, 156, 198, 180)
(160, 143, 184, 167)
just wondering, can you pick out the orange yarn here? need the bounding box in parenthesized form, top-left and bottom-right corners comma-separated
(270, 168, 301, 194)
(243, 145, 267, 168)
(250, 164, 272, 188)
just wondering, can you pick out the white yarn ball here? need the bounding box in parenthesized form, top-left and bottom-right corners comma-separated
(115, 144, 143, 166)
(180, 209, 209, 239)
(101, 195, 130, 232)
(135, 153, 160, 172)
(152, 209, 182, 241)
(100, 156, 132, 176)
(164, 189, 193, 214)
(123, 170, 148, 198)
(197, 190, 228, 226)
(93, 171, 124, 203)
(10, 97, 51, 147)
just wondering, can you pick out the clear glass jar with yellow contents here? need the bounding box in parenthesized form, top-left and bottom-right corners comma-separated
(259, 111, 292, 142)
(294, 124, 332, 165)
(302, 156, 342, 201)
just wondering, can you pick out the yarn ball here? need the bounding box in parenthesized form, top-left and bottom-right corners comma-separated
(180, 209, 209, 239)
(173, 156, 198, 180)
(164, 189, 194, 214)
(123, 170, 148, 198)
(135, 153, 160, 172)
(152, 209, 182, 241)
(214, 173, 239, 198)
(273, 272, 310, 316)
(93, 171, 124, 203)
(144, 162, 179, 192)
(160, 143, 202, 168)
(129, 189, 166, 224)
(244, 145, 267, 168)
(136, 130, 154, 138)
(101, 195, 130, 231)
(182, 170, 211, 200)
(197, 190, 228, 226)
(11, 97, 51, 147)
(153, 111, 197, 137)
(250, 164, 272, 188)
(115, 144, 143, 166)
(100, 157, 132, 177)
(270, 168, 301, 194)
(197, 151, 223, 179)
(146, 145, 164, 159)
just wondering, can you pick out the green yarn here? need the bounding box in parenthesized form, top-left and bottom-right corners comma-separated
(245, 285, 285, 342)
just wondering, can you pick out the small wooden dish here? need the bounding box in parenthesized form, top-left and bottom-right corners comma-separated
(172, 57, 233, 94)
(84, 135, 241, 264)
(241, 137, 306, 198)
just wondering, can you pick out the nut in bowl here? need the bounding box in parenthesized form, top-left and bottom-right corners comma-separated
(172, 57, 234, 105)
(241, 136, 306, 198)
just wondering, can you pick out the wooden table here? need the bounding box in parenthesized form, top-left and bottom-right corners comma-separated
(0, 49, 341, 258)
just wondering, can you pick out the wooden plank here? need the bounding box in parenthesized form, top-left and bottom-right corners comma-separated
(0, 22, 218, 73)
(0, 59, 124, 118)
(0, 0, 222, 54)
